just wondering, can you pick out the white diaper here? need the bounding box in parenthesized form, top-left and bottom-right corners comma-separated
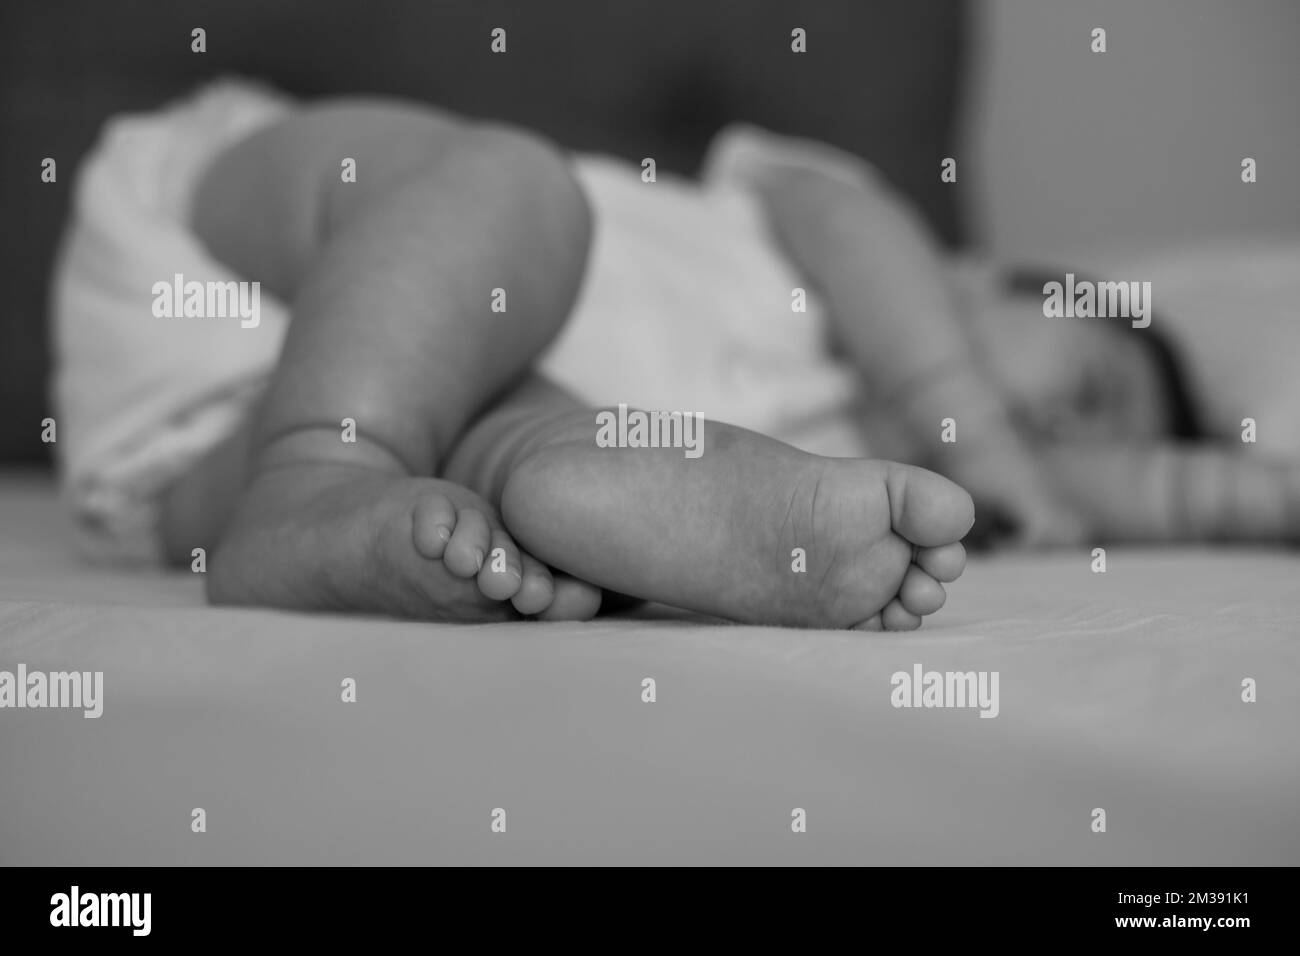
(53, 79, 870, 563)
(52, 79, 295, 563)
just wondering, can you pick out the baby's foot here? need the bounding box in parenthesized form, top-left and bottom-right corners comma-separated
(499, 423, 976, 629)
(208, 461, 601, 622)
(408, 487, 603, 619)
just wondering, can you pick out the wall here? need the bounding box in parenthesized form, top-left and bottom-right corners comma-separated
(965, 0, 1300, 262)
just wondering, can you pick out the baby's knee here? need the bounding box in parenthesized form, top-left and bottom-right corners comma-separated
(462, 124, 592, 264)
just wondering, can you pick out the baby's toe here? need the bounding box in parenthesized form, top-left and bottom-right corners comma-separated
(881, 598, 922, 631)
(410, 491, 458, 559)
(914, 542, 966, 583)
(884, 462, 976, 548)
(535, 574, 602, 621)
(511, 553, 556, 615)
(477, 528, 524, 600)
(898, 565, 946, 616)
(852, 612, 885, 632)
(443, 507, 491, 577)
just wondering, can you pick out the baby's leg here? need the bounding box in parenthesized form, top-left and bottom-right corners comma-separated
(444, 380, 976, 629)
(174, 102, 600, 620)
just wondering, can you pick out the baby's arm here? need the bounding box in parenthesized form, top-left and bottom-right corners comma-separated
(1041, 444, 1300, 544)
(746, 156, 1083, 545)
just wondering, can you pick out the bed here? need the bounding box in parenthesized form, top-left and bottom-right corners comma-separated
(4, 1, 1297, 867)
(3, 471, 1296, 865)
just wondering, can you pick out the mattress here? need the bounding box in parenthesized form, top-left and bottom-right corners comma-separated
(1, 470, 1297, 865)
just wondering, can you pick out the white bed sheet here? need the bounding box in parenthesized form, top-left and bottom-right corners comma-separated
(1, 472, 1297, 864)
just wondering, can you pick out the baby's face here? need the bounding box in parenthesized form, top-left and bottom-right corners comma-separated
(967, 296, 1171, 442)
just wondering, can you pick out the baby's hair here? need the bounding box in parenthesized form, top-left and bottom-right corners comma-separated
(1002, 267, 1205, 441)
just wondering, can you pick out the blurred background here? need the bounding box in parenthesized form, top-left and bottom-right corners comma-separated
(1, 0, 1296, 464)
(967, 0, 1300, 261)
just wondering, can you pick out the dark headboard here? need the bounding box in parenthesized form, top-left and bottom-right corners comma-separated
(0, 0, 968, 463)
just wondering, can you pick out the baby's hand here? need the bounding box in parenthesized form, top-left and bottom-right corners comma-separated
(940, 442, 1090, 550)
(859, 385, 1089, 549)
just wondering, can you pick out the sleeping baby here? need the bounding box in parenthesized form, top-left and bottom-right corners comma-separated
(52, 80, 1300, 630)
